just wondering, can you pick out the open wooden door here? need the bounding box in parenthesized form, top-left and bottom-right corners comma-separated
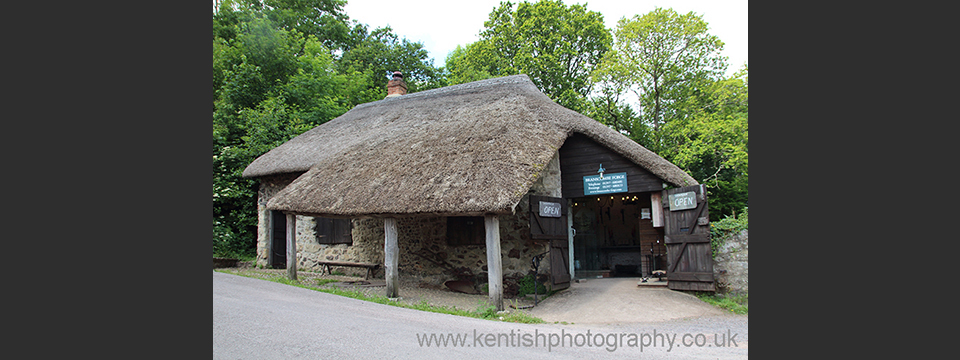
(529, 195, 570, 291)
(662, 185, 715, 291)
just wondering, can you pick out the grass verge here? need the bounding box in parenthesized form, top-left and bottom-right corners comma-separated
(694, 291, 748, 315)
(216, 269, 544, 324)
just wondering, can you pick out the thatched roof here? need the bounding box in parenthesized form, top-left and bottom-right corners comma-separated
(243, 74, 696, 218)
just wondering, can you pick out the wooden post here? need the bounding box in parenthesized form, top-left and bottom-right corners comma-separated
(484, 214, 503, 311)
(384, 217, 399, 298)
(286, 213, 297, 280)
(567, 199, 575, 281)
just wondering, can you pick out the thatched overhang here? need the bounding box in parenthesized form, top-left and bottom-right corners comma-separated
(243, 75, 697, 218)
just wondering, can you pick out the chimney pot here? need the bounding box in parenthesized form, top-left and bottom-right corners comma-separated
(386, 71, 407, 98)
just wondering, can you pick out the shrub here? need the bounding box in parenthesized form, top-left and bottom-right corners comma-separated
(709, 207, 748, 258)
(516, 273, 547, 297)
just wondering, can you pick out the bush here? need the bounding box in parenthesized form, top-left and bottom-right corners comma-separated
(213, 218, 255, 259)
(516, 273, 547, 297)
(709, 207, 748, 258)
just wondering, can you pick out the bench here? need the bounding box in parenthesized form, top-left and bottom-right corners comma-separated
(317, 261, 380, 280)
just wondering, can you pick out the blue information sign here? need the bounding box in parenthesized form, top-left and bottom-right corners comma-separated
(583, 172, 628, 195)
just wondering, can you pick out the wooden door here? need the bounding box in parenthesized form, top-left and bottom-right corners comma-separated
(270, 211, 286, 269)
(661, 185, 715, 291)
(529, 195, 570, 291)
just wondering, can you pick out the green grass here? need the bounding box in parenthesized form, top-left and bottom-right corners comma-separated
(217, 269, 544, 323)
(694, 292, 748, 315)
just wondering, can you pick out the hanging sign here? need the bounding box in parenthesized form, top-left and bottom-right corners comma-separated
(668, 191, 697, 211)
(538, 201, 562, 218)
(583, 172, 628, 195)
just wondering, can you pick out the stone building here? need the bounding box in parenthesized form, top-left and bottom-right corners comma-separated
(242, 74, 703, 310)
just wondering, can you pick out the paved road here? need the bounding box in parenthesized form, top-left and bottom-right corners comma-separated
(214, 271, 748, 359)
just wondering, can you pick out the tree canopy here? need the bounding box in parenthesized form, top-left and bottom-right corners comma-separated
(591, 7, 744, 218)
(446, 0, 611, 112)
(212, 0, 442, 258)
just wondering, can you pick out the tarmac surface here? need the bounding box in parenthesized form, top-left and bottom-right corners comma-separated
(214, 271, 748, 359)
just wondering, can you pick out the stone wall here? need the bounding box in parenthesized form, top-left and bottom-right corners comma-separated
(713, 229, 748, 294)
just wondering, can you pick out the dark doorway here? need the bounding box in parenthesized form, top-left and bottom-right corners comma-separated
(270, 211, 286, 269)
(571, 192, 666, 278)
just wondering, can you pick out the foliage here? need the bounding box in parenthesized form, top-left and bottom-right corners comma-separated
(448, 0, 611, 112)
(593, 8, 745, 220)
(516, 273, 548, 297)
(443, 44, 495, 85)
(214, 0, 356, 51)
(665, 66, 748, 218)
(594, 7, 727, 148)
(337, 24, 446, 99)
(212, 2, 443, 259)
(582, 83, 655, 149)
(709, 206, 748, 258)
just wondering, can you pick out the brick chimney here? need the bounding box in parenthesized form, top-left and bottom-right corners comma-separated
(386, 71, 407, 98)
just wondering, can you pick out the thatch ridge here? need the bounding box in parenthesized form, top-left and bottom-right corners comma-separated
(246, 74, 696, 217)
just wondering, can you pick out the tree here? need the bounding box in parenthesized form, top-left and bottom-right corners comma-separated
(592, 8, 745, 219)
(593, 7, 727, 154)
(662, 65, 748, 219)
(443, 43, 494, 86)
(212, 18, 349, 258)
(337, 24, 445, 99)
(215, 0, 356, 51)
(450, 0, 611, 112)
(212, 2, 445, 258)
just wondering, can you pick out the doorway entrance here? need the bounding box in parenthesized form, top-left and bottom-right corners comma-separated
(270, 211, 287, 269)
(571, 192, 666, 279)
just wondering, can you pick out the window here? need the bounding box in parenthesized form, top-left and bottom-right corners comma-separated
(446, 216, 484, 246)
(315, 217, 352, 245)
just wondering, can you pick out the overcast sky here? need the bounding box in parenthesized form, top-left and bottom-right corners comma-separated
(343, 0, 748, 76)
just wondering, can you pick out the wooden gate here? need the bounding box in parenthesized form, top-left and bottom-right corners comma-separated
(529, 195, 570, 291)
(662, 185, 715, 291)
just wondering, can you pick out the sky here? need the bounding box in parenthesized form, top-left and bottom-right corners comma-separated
(343, 0, 748, 77)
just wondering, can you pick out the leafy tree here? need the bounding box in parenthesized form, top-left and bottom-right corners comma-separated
(593, 7, 727, 154)
(662, 66, 748, 218)
(212, 13, 356, 258)
(212, 2, 444, 258)
(337, 24, 445, 99)
(443, 44, 494, 85)
(592, 8, 745, 219)
(450, 0, 611, 112)
(582, 77, 654, 149)
(214, 0, 356, 51)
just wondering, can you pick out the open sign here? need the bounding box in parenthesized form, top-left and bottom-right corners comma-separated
(539, 201, 562, 218)
(668, 191, 697, 211)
